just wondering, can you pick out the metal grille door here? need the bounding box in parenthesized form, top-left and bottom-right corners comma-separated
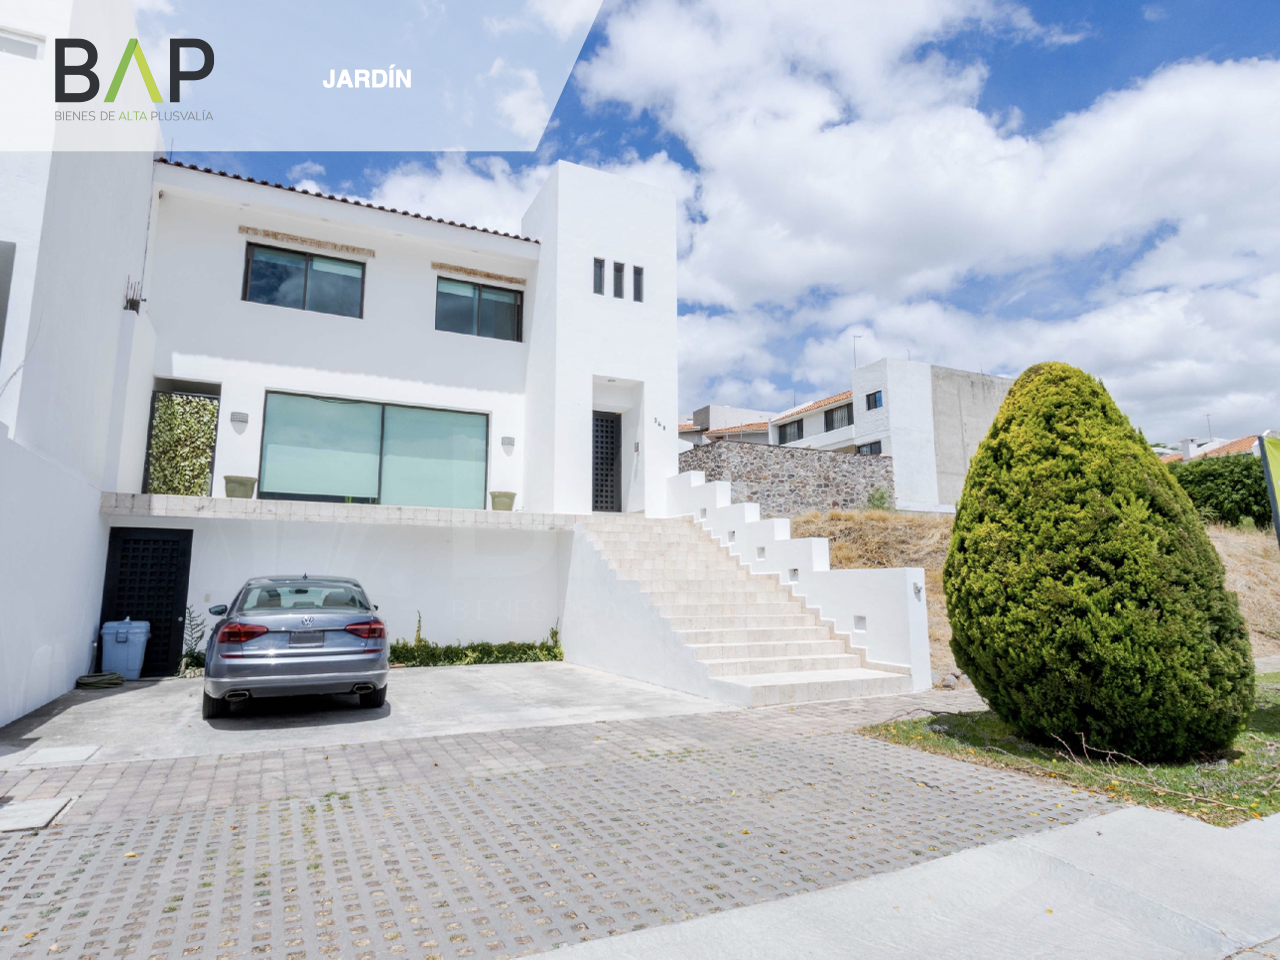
(99, 528, 194, 677)
(592, 411, 622, 512)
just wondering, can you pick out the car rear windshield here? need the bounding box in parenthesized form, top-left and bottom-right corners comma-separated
(240, 582, 370, 612)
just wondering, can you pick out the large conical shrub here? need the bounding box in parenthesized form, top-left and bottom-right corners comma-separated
(944, 362, 1253, 761)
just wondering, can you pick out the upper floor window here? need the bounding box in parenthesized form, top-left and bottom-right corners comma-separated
(824, 403, 853, 432)
(633, 266, 644, 303)
(243, 243, 364, 319)
(593, 258, 605, 295)
(778, 420, 803, 444)
(613, 262, 625, 298)
(865, 390, 883, 410)
(856, 440, 883, 455)
(435, 277, 522, 342)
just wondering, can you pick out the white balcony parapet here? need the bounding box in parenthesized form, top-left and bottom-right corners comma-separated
(100, 493, 580, 532)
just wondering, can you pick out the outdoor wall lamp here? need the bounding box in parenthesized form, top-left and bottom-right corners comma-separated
(229, 411, 249, 424)
(501, 436, 515, 452)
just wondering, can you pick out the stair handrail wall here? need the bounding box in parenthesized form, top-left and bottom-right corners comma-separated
(666, 472, 931, 691)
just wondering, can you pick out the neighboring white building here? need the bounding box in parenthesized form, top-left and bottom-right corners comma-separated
(768, 391, 856, 451)
(848, 359, 1012, 511)
(768, 360, 1012, 512)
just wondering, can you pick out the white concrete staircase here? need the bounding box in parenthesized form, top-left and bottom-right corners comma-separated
(578, 514, 911, 706)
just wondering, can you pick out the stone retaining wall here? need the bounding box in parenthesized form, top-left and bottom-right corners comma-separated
(678, 440, 894, 518)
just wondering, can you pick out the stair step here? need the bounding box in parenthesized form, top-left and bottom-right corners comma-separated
(639, 580, 786, 596)
(657, 602, 808, 618)
(687, 640, 850, 660)
(676, 626, 834, 644)
(716, 669, 913, 706)
(668, 614, 818, 630)
(704, 654, 863, 676)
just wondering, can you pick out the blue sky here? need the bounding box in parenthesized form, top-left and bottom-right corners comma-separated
(177, 0, 1280, 442)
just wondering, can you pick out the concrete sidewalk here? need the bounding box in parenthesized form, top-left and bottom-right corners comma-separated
(560, 806, 1280, 960)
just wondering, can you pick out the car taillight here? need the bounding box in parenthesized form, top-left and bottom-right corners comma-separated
(346, 619, 386, 651)
(344, 619, 386, 641)
(217, 623, 269, 644)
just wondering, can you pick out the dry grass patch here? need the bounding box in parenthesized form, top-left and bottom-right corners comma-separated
(793, 510, 1280, 676)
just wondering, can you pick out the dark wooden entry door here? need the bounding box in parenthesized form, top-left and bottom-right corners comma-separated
(99, 528, 193, 677)
(592, 411, 622, 512)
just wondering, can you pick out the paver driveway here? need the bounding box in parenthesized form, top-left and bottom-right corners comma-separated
(0, 689, 1110, 959)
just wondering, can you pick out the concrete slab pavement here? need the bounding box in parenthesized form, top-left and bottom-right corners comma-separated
(0, 662, 733, 768)
(555, 806, 1280, 960)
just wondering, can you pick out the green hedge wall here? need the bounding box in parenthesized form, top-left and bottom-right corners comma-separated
(146, 393, 218, 496)
(1168, 453, 1272, 528)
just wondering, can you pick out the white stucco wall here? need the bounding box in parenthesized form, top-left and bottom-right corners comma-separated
(143, 169, 540, 505)
(930, 365, 1012, 505)
(521, 162, 679, 516)
(0, 437, 107, 728)
(106, 513, 571, 646)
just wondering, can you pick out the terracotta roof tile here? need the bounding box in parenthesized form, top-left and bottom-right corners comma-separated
(705, 422, 770, 436)
(1198, 436, 1258, 458)
(155, 158, 538, 243)
(678, 424, 702, 432)
(773, 390, 852, 422)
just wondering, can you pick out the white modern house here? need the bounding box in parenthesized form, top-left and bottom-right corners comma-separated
(767, 359, 1012, 512)
(0, 0, 931, 727)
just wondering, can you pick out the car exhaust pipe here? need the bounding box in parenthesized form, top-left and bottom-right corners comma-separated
(352, 683, 375, 695)
(224, 690, 251, 702)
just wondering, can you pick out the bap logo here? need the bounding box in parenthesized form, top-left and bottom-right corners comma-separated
(55, 38, 213, 103)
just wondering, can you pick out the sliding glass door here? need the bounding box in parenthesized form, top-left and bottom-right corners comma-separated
(259, 392, 488, 507)
(380, 406, 488, 508)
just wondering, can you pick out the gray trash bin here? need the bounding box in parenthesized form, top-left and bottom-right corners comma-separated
(100, 618, 150, 680)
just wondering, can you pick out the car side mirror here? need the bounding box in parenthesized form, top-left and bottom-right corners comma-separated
(209, 604, 228, 616)
(373, 604, 379, 611)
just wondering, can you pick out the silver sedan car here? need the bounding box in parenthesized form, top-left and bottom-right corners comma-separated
(202, 576, 389, 719)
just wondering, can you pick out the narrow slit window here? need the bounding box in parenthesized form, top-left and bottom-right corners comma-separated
(613, 262, 624, 299)
(633, 266, 644, 302)
(593, 258, 605, 295)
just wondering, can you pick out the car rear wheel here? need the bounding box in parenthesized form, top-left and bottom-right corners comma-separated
(202, 691, 230, 719)
(359, 685, 387, 709)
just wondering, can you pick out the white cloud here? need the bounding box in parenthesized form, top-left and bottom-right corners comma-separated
(1142, 5, 1169, 22)
(562, 0, 1280, 439)
(285, 160, 326, 183)
(486, 58, 552, 144)
(132, 0, 174, 13)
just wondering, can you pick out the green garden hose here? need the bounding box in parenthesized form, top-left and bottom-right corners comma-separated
(76, 672, 124, 689)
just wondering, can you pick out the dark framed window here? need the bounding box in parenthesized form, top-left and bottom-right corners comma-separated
(824, 403, 853, 432)
(866, 390, 883, 410)
(593, 258, 605, 295)
(613, 262, 624, 298)
(856, 440, 882, 455)
(258, 391, 488, 508)
(242, 243, 365, 318)
(434, 277, 523, 342)
(633, 266, 644, 302)
(778, 420, 803, 444)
